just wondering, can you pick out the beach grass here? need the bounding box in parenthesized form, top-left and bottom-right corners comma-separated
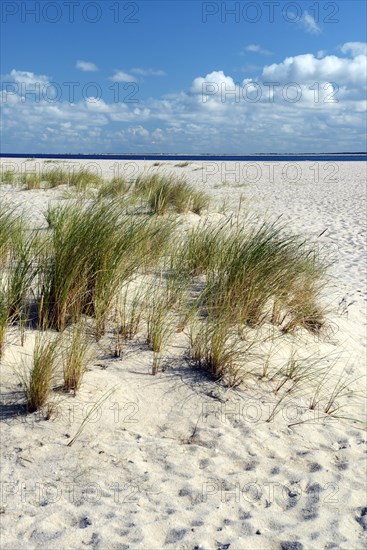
(62, 321, 93, 393)
(0, 207, 27, 355)
(0, 172, 340, 415)
(146, 287, 174, 353)
(117, 283, 147, 341)
(189, 314, 242, 384)
(134, 173, 209, 215)
(148, 177, 209, 215)
(42, 167, 70, 188)
(68, 168, 104, 190)
(22, 173, 43, 190)
(173, 220, 227, 277)
(1, 170, 15, 184)
(199, 222, 327, 333)
(11, 167, 104, 191)
(20, 333, 59, 412)
(5, 229, 39, 329)
(97, 177, 130, 199)
(0, 205, 21, 267)
(175, 161, 191, 167)
(38, 200, 173, 335)
(0, 288, 8, 359)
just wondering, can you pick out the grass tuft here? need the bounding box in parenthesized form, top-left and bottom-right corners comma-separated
(97, 177, 130, 199)
(38, 200, 173, 334)
(134, 173, 209, 215)
(200, 222, 327, 333)
(146, 286, 175, 374)
(62, 322, 93, 393)
(1, 170, 16, 184)
(188, 314, 246, 386)
(20, 333, 59, 412)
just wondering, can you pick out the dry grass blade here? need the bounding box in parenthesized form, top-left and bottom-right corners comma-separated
(67, 387, 116, 447)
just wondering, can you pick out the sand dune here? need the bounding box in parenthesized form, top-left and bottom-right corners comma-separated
(0, 158, 366, 549)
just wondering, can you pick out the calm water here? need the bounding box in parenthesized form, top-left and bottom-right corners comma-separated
(1, 153, 366, 162)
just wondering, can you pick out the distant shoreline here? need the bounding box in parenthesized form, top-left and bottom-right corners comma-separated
(1, 153, 367, 162)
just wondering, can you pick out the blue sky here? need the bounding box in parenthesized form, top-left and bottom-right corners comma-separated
(1, 0, 366, 153)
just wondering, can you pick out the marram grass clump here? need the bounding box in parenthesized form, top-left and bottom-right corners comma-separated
(38, 200, 173, 335)
(0, 170, 337, 415)
(20, 333, 59, 412)
(62, 322, 93, 393)
(134, 173, 209, 215)
(199, 222, 327, 333)
(97, 177, 130, 199)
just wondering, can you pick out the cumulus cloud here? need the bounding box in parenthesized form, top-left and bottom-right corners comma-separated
(109, 70, 137, 82)
(127, 125, 150, 137)
(340, 42, 367, 57)
(301, 11, 321, 34)
(8, 69, 49, 85)
(262, 51, 367, 86)
(190, 70, 236, 95)
(131, 68, 166, 76)
(242, 44, 273, 56)
(76, 60, 98, 72)
(2, 45, 366, 153)
(151, 128, 165, 142)
(85, 98, 112, 113)
(316, 50, 327, 59)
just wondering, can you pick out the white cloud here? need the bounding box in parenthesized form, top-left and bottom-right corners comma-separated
(316, 50, 327, 59)
(2, 46, 366, 153)
(340, 42, 367, 57)
(76, 60, 98, 72)
(242, 44, 273, 56)
(301, 11, 321, 34)
(127, 125, 149, 137)
(190, 70, 236, 95)
(85, 98, 111, 113)
(1, 89, 20, 105)
(262, 52, 367, 86)
(152, 128, 164, 142)
(131, 68, 166, 76)
(109, 70, 137, 83)
(281, 124, 295, 134)
(9, 69, 49, 85)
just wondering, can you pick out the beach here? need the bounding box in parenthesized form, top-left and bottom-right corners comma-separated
(0, 158, 366, 550)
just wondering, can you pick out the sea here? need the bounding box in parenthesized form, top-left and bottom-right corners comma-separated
(1, 153, 366, 162)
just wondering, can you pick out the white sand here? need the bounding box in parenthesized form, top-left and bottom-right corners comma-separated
(0, 158, 366, 550)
